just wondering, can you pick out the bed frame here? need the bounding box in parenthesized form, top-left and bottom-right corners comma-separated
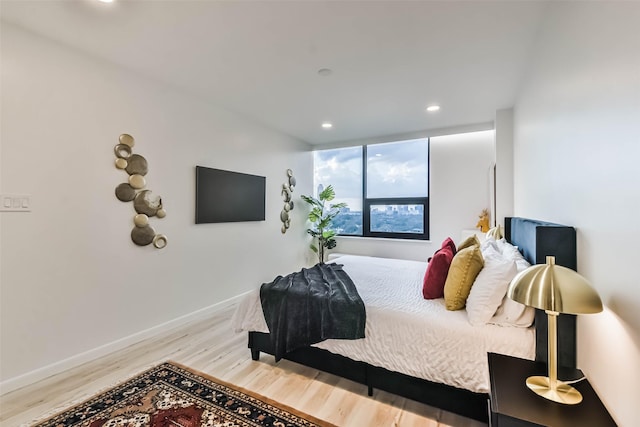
(247, 217, 578, 422)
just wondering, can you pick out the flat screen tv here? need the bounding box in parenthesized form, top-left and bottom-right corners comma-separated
(195, 166, 266, 224)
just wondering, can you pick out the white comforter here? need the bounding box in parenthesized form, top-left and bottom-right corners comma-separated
(231, 255, 535, 393)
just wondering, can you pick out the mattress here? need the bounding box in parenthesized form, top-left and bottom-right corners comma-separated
(231, 254, 535, 393)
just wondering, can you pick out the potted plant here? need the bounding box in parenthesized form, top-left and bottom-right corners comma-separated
(301, 185, 347, 264)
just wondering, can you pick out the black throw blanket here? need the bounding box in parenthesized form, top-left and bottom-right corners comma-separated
(259, 263, 366, 361)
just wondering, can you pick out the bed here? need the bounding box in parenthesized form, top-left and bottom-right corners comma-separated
(232, 217, 578, 422)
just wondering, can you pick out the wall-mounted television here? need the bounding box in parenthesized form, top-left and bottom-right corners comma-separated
(195, 166, 266, 224)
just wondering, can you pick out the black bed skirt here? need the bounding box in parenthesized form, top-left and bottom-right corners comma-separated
(248, 331, 489, 422)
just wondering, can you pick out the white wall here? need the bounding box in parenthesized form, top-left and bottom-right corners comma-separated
(0, 24, 312, 388)
(513, 2, 640, 426)
(494, 108, 514, 226)
(334, 130, 495, 261)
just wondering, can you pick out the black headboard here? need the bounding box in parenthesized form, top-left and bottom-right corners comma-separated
(505, 217, 577, 369)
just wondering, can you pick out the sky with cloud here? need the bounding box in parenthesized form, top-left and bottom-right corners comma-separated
(313, 139, 429, 211)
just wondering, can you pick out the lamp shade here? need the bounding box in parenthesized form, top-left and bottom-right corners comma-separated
(507, 256, 603, 315)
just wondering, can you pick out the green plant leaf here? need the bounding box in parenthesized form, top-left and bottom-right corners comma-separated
(309, 206, 324, 223)
(303, 184, 349, 260)
(322, 230, 336, 239)
(319, 185, 335, 202)
(301, 194, 322, 207)
(325, 210, 340, 221)
(318, 217, 332, 229)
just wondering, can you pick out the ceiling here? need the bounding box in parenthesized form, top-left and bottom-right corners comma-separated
(0, 0, 548, 145)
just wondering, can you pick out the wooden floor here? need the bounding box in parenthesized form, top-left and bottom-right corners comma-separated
(0, 304, 486, 427)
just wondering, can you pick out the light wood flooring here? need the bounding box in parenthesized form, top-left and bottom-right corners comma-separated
(0, 304, 486, 427)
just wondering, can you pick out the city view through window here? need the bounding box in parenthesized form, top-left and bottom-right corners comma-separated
(330, 204, 425, 235)
(314, 139, 428, 237)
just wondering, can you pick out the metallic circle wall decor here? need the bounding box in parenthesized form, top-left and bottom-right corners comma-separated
(131, 225, 155, 246)
(128, 174, 146, 189)
(113, 134, 167, 249)
(115, 183, 137, 202)
(125, 154, 149, 176)
(280, 169, 296, 234)
(134, 214, 149, 227)
(153, 234, 168, 249)
(282, 188, 291, 202)
(115, 158, 128, 169)
(119, 133, 135, 147)
(133, 190, 162, 216)
(114, 144, 132, 159)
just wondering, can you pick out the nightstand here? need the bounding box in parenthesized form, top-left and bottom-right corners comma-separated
(488, 353, 616, 427)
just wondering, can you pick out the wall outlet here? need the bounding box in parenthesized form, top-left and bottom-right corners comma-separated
(0, 194, 31, 212)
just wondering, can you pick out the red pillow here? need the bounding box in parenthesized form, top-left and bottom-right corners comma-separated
(428, 237, 456, 262)
(441, 237, 456, 254)
(423, 246, 455, 299)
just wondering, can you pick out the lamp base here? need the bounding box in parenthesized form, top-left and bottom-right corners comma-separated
(526, 376, 583, 405)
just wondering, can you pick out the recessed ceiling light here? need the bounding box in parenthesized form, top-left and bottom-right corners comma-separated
(426, 105, 441, 112)
(98, 0, 114, 3)
(321, 122, 333, 129)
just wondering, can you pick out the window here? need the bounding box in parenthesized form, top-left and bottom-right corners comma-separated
(313, 146, 363, 235)
(313, 138, 429, 240)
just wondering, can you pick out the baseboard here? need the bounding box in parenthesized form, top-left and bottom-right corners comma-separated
(0, 291, 250, 395)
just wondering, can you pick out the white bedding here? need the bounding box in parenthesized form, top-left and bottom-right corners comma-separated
(231, 254, 535, 393)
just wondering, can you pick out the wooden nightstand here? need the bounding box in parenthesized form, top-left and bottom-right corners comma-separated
(488, 353, 616, 427)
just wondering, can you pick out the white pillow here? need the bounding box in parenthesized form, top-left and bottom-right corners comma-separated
(480, 236, 500, 255)
(500, 241, 531, 272)
(489, 296, 535, 327)
(466, 248, 518, 326)
(481, 236, 508, 255)
(487, 241, 535, 327)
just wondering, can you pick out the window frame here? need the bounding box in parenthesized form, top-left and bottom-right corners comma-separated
(363, 197, 430, 240)
(336, 141, 430, 240)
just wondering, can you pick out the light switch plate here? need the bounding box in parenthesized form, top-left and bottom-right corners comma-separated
(0, 194, 31, 212)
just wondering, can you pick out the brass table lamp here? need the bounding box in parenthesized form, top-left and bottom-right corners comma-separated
(507, 256, 603, 404)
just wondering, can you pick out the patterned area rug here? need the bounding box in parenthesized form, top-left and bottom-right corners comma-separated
(33, 361, 335, 427)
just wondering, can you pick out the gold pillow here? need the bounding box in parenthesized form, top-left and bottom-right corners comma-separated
(444, 245, 484, 310)
(457, 234, 480, 251)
